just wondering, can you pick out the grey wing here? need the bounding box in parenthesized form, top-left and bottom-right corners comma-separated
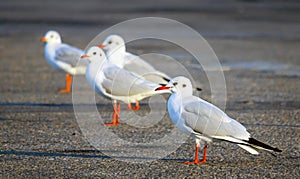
(123, 54, 156, 74)
(101, 65, 159, 97)
(182, 96, 250, 139)
(123, 53, 170, 84)
(55, 44, 86, 67)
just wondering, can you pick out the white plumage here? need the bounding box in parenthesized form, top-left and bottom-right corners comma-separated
(155, 76, 281, 164)
(100, 35, 170, 85)
(81, 46, 170, 126)
(41, 30, 87, 93)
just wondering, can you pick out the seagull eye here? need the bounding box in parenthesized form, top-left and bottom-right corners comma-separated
(93, 52, 97, 55)
(50, 35, 54, 38)
(182, 84, 186, 88)
(173, 82, 178, 86)
(108, 41, 112, 44)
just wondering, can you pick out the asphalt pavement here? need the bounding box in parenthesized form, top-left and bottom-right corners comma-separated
(0, 0, 299, 178)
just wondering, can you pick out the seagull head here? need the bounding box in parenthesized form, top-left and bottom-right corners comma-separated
(98, 35, 125, 52)
(41, 30, 62, 44)
(81, 46, 106, 63)
(155, 76, 193, 96)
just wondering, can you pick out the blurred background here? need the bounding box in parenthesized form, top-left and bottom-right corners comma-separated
(1, 0, 299, 100)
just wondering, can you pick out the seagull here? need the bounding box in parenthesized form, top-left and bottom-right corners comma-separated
(41, 30, 87, 93)
(99, 35, 171, 109)
(155, 76, 282, 164)
(81, 46, 171, 126)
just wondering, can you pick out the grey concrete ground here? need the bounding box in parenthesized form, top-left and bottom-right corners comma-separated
(0, 0, 299, 178)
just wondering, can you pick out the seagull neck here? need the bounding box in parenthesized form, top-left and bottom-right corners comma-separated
(170, 92, 188, 106)
(47, 40, 62, 45)
(44, 43, 56, 59)
(86, 60, 104, 86)
(56, 39, 62, 44)
(168, 93, 185, 125)
(171, 93, 182, 102)
(107, 46, 126, 67)
(175, 89, 193, 99)
(107, 45, 126, 57)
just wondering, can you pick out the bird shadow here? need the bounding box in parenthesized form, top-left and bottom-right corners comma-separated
(0, 149, 187, 162)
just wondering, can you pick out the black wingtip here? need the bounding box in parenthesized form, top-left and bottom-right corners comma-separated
(247, 138, 282, 152)
(196, 87, 202, 91)
(162, 77, 170, 82)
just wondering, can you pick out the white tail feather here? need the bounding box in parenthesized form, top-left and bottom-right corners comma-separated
(237, 144, 259, 155)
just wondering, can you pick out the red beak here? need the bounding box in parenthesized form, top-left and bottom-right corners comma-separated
(155, 86, 170, 91)
(80, 54, 90, 59)
(98, 44, 105, 49)
(40, 37, 47, 42)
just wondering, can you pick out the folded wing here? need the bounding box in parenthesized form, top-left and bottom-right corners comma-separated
(182, 96, 250, 140)
(55, 44, 86, 67)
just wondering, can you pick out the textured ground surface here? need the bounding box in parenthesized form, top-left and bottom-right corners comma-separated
(0, 0, 299, 178)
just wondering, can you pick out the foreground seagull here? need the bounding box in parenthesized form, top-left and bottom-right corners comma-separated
(81, 46, 170, 126)
(41, 30, 87, 93)
(155, 76, 282, 164)
(99, 35, 170, 110)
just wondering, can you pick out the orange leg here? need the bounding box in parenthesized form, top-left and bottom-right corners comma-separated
(59, 74, 72, 93)
(127, 101, 140, 111)
(184, 143, 207, 165)
(105, 102, 120, 126)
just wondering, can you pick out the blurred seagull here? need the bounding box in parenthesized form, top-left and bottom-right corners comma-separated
(155, 76, 282, 164)
(41, 30, 87, 93)
(99, 35, 171, 109)
(81, 46, 170, 126)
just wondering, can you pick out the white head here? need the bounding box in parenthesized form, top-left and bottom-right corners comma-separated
(41, 30, 62, 44)
(99, 35, 125, 52)
(81, 46, 106, 63)
(155, 76, 193, 97)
